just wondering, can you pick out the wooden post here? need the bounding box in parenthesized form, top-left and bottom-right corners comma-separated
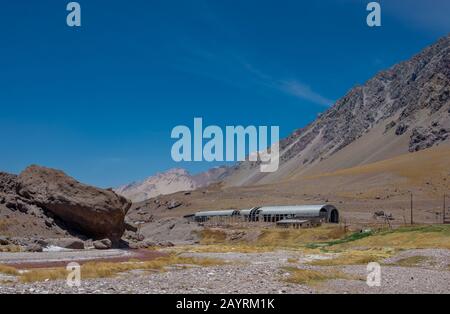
(410, 192, 414, 225)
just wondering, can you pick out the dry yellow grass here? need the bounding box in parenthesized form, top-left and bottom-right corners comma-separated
(390, 256, 432, 267)
(20, 255, 224, 283)
(200, 225, 347, 246)
(256, 226, 348, 248)
(193, 225, 450, 265)
(195, 225, 349, 253)
(332, 225, 450, 250)
(283, 267, 356, 285)
(0, 264, 19, 276)
(308, 147, 450, 180)
(304, 146, 450, 194)
(197, 229, 228, 245)
(309, 249, 392, 266)
(193, 224, 450, 262)
(0, 245, 22, 253)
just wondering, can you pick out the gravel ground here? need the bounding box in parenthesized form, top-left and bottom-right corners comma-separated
(382, 249, 450, 270)
(0, 249, 449, 294)
(0, 264, 313, 294)
(323, 265, 450, 294)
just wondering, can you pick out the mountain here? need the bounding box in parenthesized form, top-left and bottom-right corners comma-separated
(119, 35, 450, 202)
(224, 34, 450, 187)
(115, 167, 231, 202)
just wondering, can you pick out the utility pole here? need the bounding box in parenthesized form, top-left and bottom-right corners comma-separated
(410, 192, 414, 225)
(444, 194, 447, 224)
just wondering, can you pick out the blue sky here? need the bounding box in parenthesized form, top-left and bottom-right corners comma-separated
(0, 0, 449, 187)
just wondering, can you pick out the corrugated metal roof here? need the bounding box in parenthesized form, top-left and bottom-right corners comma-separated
(190, 205, 339, 222)
(258, 205, 329, 216)
(238, 209, 252, 215)
(195, 210, 237, 217)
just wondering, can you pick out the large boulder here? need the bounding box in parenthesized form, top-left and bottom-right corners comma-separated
(25, 243, 43, 252)
(16, 165, 132, 243)
(0, 236, 10, 246)
(93, 238, 112, 250)
(48, 238, 85, 250)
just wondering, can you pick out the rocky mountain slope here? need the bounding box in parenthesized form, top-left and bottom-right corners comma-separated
(115, 167, 231, 202)
(224, 34, 450, 186)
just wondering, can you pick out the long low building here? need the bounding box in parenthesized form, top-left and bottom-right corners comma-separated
(185, 205, 339, 223)
(192, 209, 240, 222)
(242, 205, 339, 223)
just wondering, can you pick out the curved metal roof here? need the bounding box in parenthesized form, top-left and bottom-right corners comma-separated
(258, 205, 335, 216)
(238, 209, 252, 215)
(194, 210, 238, 217)
(192, 205, 338, 220)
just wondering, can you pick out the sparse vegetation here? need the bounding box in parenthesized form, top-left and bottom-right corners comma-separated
(0, 245, 22, 253)
(390, 256, 432, 267)
(195, 224, 450, 256)
(308, 249, 392, 266)
(332, 225, 450, 250)
(197, 229, 228, 245)
(257, 226, 348, 247)
(0, 264, 19, 276)
(19, 255, 224, 283)
(198, 225, 349, 249)
(283, 267, 356, 285)
(307, 147, 450, 194)
(306, 230, 373, 249)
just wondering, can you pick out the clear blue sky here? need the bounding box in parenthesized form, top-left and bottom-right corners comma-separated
(0, 0, 449, 187)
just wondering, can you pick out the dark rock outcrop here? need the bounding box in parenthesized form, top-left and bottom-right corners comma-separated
(124, 219, 138, 232)
(0, 172, 18, 194)
(0, 236, 10, 246)
(409, 125, 449, 152)
(16, 165, 132, 242)
(395, 123, 409, 136)
(167, 199, 182, 210)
